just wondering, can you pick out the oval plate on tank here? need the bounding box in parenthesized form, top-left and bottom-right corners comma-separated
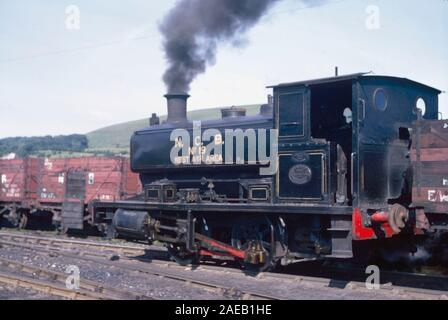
(289, 164, 312, 185)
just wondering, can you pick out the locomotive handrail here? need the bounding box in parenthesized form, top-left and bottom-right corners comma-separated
(358, 99, 366, 121)
(351, 152, 356, 198)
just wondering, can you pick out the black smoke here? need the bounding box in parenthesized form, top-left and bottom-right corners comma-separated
(160, 0, 285, 93)
(160, 0, 327, 93)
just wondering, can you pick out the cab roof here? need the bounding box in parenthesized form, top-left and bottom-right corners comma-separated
(268, 73, 442, 94)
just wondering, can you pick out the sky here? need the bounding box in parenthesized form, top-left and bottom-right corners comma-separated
(0, 0, 447, 138)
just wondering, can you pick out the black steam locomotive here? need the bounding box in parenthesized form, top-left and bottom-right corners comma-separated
(92, 73, 448, 271)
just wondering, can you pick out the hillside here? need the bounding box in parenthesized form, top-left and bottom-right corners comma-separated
(86, 104, 262, 152)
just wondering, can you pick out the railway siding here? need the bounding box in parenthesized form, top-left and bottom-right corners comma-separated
(0, 231, 447, 300)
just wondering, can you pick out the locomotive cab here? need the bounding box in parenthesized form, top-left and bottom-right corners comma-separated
(272, 73, 360, 206)
(272, 73, 442, 256)
(272, 73, 440, 207)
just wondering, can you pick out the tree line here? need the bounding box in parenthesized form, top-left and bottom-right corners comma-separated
(0, 135, 88, 158)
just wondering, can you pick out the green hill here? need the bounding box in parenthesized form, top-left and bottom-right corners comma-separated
(86, 104, 262, 152)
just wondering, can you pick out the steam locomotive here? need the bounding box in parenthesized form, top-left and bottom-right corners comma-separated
(91, 73, 448, 271)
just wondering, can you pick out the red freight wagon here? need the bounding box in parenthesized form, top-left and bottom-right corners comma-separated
(0, 157, 142, 231)
(38, 158, 68, 205)
(412, 119, 448, 215)
(0, 158, 38, 204)
(38, 157, 140, 205)
(0, 158, 40, 228)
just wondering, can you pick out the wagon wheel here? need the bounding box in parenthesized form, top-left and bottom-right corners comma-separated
(18, 213, 29, 230)
(6, 209, 20, 228)
(56, 223, 69, 235)
(59, 226, 69, 235)
(105, 223, 117, 240)
(167, 244, 200, 266)
(231, 216, 282, 272)
(106, 228, 118, 240)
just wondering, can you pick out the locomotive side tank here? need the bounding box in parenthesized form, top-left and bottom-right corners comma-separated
(131, 93, 275, 202)
(92, 73, 446, 270)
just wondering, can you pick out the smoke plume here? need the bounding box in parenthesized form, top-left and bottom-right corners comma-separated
(160, 0, 284, 93)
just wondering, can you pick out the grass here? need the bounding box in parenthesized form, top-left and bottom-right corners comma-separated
(86, 104, 262, 152)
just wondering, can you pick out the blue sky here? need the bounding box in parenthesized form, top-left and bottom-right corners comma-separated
(0, 0, 447, 138)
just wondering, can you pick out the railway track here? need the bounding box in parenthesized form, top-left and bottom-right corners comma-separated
(0, 257, 153, 300)
(0, 272, 100, 300)
(0, 231, 281, 300)
(1, 231, 447, 300)
(0, 231, 152, 257)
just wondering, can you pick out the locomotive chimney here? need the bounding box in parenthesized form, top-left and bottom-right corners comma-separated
(164, 92, 190, 123)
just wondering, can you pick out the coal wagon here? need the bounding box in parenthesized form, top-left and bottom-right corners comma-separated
(0, 158, 40, 228)
(0, 156, 142, 232)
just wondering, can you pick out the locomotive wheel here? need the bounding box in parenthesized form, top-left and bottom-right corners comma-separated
(231, 216, 281, 272)
(167, 244, 200, 266)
